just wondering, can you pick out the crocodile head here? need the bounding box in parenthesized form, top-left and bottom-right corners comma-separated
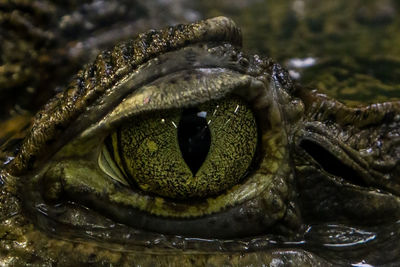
(1, 17, 399, 266)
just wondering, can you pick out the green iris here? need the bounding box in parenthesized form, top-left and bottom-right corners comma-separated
(101, 96, 257, 199)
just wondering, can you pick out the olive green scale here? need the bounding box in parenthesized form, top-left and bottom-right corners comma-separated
(105, 96, 258, 199)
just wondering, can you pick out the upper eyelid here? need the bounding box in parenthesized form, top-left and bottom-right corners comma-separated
(79, 54, 258, 141)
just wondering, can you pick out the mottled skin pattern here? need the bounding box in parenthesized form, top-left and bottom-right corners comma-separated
(0, 13, 400, 267)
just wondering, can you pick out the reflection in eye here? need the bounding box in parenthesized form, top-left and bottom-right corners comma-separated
(99, 96, 258, 199)
(178, 107, 211, 176)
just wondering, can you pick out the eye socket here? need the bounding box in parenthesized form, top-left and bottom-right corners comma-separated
(12, 17, 296, 245)
(99, 96, 258, 199)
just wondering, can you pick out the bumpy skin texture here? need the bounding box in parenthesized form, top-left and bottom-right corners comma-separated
(0, 15, 400, 267)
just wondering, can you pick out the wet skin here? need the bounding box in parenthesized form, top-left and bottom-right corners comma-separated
(1, 16, 400, 266)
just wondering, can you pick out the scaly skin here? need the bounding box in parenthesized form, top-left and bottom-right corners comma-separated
(0, 15, 399, 266)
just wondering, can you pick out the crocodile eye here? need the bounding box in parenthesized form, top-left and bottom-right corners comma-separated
(12, 17, 293, 241)
(99, 96, 258, 199)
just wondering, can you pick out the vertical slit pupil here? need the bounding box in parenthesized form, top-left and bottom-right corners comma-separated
(178, 108, 211, 175)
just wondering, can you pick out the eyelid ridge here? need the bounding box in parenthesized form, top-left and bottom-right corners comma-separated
(80, 68, 256, 140)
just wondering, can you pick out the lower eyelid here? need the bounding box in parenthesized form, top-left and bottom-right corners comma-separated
(38, 161, 288, 239)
